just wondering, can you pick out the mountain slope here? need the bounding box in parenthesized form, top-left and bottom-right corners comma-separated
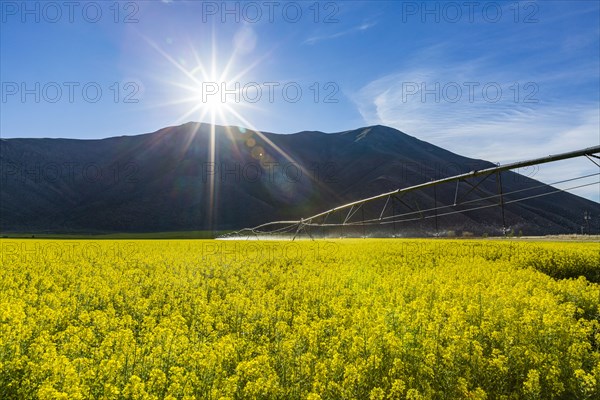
(1, 122, 597, 235)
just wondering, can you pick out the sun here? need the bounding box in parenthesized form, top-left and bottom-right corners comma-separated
(187, 75, 241, 125)
(201, 85, 226, 115)
(140, 31, 336, 229)
(168, 66, 243, 127)
(142, 34, 256, 127)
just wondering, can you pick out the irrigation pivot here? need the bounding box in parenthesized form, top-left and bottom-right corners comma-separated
(220, 145, 600, 240)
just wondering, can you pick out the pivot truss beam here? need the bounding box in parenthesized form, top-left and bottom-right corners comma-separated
(219, 145, 600, 240)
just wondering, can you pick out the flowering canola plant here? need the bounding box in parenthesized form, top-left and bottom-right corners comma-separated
(0, 239, 599, 399)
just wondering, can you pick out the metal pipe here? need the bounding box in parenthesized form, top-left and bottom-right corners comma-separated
(220, 145, 600, 237)
(304, 145, 600, 222)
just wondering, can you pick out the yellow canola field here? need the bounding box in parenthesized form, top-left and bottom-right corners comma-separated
(0, 239, 599, 399)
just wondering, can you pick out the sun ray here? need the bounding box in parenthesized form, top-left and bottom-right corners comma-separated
(138, 27, 342, 227)
(224, 108, 340, 199)
(228, 49, 275, 84)
(142, 35, 203, 87)
(173, 102, 210, 126)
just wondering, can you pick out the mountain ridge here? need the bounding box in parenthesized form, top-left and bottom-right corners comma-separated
(1, 122, 597, 235)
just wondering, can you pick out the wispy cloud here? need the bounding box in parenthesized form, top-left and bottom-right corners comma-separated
(303, 21, 377, 45)
(354, 67, 598, 157)
(352, 48, 600, 201)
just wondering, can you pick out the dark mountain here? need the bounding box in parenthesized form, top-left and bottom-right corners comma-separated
(1, 122, 598, 236)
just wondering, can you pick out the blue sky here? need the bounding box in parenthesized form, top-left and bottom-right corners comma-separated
(1, 0, 599, 200)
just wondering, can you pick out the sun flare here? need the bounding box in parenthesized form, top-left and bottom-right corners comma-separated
(142, 34, 257, 127)
(140, 31, 337, 227)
